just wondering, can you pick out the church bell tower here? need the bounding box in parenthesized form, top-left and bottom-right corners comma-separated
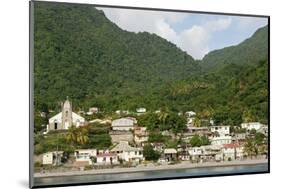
(62, 97, 72, 129)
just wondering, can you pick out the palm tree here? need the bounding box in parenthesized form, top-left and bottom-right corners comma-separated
(193, 117, 201, 127)
(244, 139, 257, 159)
(66, 125, 78, 145)
(76, 128, 89, 145)
(158, 111, 169, 125)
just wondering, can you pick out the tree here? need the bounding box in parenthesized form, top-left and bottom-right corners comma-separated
(254, 132, 265, 145)
(66, 126, 78, 145)
(143, 144, 161, 161)
(76, 128, 89, 145)
(189, 135, 202, 147)
(200, 136, 210, 146)
(244, 139, 258, 159)
(193, 117, 201, 127)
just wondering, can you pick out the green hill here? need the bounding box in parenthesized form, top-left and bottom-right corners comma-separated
(201, 25, 268, 71)
(34, 2, 199, 112)
(33, 2, 268, 126)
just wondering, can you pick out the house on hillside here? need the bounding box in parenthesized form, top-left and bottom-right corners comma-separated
(112, 118, 134, 131)
(210, 126, 230, 136)
(89, 107, 99, 113)
(96, 153, 119, 165)
(74, 149, 97, 165)
(47, 98, 86, 132)
(136, 108, 146, 113)
(111, 141, 144, 162)
(134, 127, 149, 145)
(241, 122, 264, 131)
(164, 148, 177, 162)
(42, 151, 64, 165)
(211, 135, 232, 145)
(221, 143, 244, 161)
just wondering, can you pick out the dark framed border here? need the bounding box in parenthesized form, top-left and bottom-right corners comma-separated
(29, 0, 270, 188)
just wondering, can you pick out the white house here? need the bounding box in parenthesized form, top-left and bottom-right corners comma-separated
(222, 143, 244, 161)
(188, 147, 203, 161)
(134, 127, 149, 145)
(211, 136, 232, 145)
(74, 149, 97, 165)
(136, 108, 146, 113)
(210, 126, 230, 136)
(89, 107, 99, 113)
(47, 99, 86, 132)
(111, 141, 144, 162)
(42, 151, 63, 165)
(112, 118, 134, 131)
(164, 148, 177, 161)
(241, 122, 264, 131)
(96, 153, 119, 165)
(90, 119, 112, 125)
(185, 111, 196, 117)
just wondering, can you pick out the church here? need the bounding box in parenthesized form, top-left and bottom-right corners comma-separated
(47, 98, 86, 132)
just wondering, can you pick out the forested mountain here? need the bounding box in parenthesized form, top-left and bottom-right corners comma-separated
(201, 25, 268, 71)
(34, 2, 199, 112)
(34, 2, 269, 125)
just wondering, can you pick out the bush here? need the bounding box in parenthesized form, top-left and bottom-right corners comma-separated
(34, 161, 42, 167)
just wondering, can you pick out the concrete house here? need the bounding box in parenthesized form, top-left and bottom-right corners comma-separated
(164, 148, 177, 161)
(112, 118, 134, 131)
(136, 108, 146, 113)
(42, 151, 64, 165)
(241, 122, 264, 131)
(221, 143, 244, 161)
(96, 153, 119, 165)
(211, 136, 232, 145)
(134, 127, 149, 145)
(111, 141, 144, 162)
(74, 149, 97, 165)
(210, 126, 230, 136)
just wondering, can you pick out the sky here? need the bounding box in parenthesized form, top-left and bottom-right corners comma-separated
(97, 7, 268, 60)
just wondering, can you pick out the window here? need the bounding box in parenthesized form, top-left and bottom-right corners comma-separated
(65, 111, 68, 117)
(54, 122, 58, 130)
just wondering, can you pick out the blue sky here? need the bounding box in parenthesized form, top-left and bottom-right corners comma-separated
(98, 7, 268, 59)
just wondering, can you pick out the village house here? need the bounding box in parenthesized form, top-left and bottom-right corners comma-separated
(164, 148, 177, 162)
(89, 118, 112, 125)
(134, 127, 149, 145)
(111, 141, 144, 163)
(177, 144, 190, 161)
(201, 145, 222, 162)
(110, 130, 134, 144)
(42, 151, 64, 165)
(112, 118, 135, 131)
(74, 149, 97, 165)
(185, 111, 196, 117)
(211, 135, 232, 145)
(221, 143, 244, 161)
(151, 142, 165, 152)
(187, 126, 211, 135)
(96, 153, 119, 165)
(47, 98, 86, 132)
(89, 107, 99, 113)
(232, 133, 247, 142)
(210, 125, 230, 136)
(241, 122, 264, 131)
(188, 147, 203, 162)
(136, 108, 146, 113)
(115, 110, 130, 115)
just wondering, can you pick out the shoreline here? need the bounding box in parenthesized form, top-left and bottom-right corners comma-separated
(34, 158, 268, 178)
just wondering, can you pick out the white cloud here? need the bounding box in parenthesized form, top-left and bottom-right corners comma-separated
(235, 17, 267, 31)
(98, 8, 232, 59)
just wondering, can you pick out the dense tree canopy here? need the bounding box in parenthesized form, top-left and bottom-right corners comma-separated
(33, 2, 269, 129)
